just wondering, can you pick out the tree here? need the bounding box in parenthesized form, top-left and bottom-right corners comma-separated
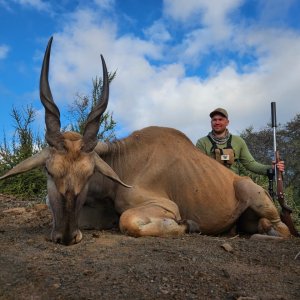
(283, 114, 300, 201)
(66, 73, 117, 142)
(0, 105, 47, 199)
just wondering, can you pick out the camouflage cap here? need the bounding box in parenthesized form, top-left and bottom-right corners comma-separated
(209, 108, 228, 119)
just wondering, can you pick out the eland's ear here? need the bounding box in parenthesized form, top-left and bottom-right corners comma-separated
(93, 153, 131, 188)
(0, 148, 50, 180)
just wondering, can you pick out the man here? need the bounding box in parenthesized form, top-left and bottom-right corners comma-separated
(196, 108, 284, 175)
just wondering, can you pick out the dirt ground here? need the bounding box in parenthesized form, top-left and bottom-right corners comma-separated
(0, 194, 300, 300)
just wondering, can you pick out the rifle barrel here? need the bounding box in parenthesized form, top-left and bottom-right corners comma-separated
(271, 102, 277, 178)
(271, 102, 277, 128)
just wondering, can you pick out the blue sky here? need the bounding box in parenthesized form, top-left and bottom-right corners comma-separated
(0, 0, 300, 144)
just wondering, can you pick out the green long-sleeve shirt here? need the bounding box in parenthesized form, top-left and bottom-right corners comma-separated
(196, 135, 271, 175)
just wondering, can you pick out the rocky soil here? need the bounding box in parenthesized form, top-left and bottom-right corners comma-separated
(0, 194, 300, 300)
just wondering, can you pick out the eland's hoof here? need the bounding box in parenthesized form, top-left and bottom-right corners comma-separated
(179, 219, 201, 234)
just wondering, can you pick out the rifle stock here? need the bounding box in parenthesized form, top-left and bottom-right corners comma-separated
(275, 151, 299, 236)
(271, 102, 300, 237)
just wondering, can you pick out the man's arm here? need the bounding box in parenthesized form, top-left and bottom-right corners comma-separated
(237, 137, 271, 175)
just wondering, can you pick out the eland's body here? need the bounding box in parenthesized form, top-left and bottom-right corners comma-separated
(0, 37, 290, 245)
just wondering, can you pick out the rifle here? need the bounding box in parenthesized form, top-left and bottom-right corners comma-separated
(271, 102, 300, 237)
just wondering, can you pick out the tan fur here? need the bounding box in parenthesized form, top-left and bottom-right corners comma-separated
(46, 135, 94, 197)
(92, 127, 290, 239)
(0, 126, 291, 244)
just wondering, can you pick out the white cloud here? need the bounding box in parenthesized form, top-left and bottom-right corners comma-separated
(256, 0, 296, 25)
(0, 45, 9, 59)
(163, 0, 205, 22)
(161, 0, 244, 64)
(163, 0, 242, 25)
(36, 1, 300, 144)
(0, 0, 11, 10)
(93, 0, 115, 10)
(144, 21, 171, 43)
(13, 0, 50, 11)
(46, 8, 161, 105)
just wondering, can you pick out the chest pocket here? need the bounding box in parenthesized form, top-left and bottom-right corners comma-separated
(208, 135, 235, 167)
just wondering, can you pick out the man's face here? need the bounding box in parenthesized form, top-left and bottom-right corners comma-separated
(211, 114, 229, 134)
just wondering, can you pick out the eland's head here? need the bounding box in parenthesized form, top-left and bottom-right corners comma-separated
(0, 37, 129, 245)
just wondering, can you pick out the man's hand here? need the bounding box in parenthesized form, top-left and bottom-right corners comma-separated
(272, 160, 285, 172)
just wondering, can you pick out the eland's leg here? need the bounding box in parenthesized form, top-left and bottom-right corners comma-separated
(79, 197, 119, 230)
(234, 178, 290, 237)
(119, 199, 200, 237)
